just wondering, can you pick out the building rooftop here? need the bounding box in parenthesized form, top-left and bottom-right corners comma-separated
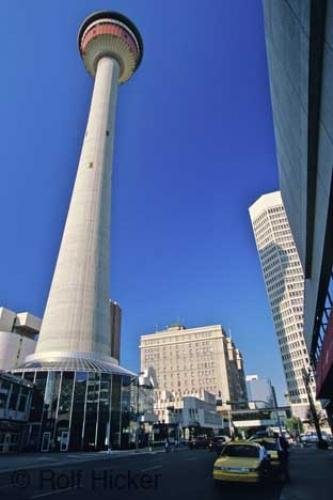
(0, 307, 41, 334)
(140, 324, 225, 341)
(248, 191, 282, 220)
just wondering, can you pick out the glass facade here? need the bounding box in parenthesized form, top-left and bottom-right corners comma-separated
(0, 373, 33, 453)
(14, 370, 136, 452)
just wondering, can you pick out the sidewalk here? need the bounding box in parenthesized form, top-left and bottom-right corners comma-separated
(280, 446, 333, 500)
(0, 447, 170, 473)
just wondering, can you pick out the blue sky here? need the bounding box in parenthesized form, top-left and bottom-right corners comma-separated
(0, 1, 286, 401)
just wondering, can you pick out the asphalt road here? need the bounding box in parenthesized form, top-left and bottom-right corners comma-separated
(0, 448, 284, 500)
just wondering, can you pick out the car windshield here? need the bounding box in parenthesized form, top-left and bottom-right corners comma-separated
(221, 445, 260, 458)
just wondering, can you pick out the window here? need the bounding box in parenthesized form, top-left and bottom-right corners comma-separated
(222, 445, 259, 458)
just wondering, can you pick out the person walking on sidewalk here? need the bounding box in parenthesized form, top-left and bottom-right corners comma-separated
(277, 436, 290, 481)
(164, 438, 170, 453)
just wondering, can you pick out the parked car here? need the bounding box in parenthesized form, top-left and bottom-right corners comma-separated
(300, 432, 318, 445)
(189, 435, 209, 449)
(248, 430, 270, 440)
(321, 432, 333, 444)
(300, 431, 332, 448)
(209, 436, 229, 453)
(213, 441, 271, 484)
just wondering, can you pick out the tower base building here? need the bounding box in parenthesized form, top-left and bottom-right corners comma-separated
(12, 364, 135, 452)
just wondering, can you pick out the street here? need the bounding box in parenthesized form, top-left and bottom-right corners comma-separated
(0, 447, 284, 500)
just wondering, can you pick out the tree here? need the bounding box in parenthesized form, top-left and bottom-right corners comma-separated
(285, 417, 303, 434)
(304, 408, 327, 427)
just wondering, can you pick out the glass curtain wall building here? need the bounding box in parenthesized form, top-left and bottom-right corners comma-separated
(262, 0, 333, 422)
(12, 367, 137, 452)
(0, 373, 33, 453)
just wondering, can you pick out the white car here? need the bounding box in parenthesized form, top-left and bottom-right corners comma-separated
(300, 433, 318, 444)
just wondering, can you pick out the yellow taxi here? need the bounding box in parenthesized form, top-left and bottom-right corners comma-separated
(213, 440, 271, 484)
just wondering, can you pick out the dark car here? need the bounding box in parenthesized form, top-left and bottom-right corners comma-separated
(189, 435, 209, 449)
(209, 436, 229, 453)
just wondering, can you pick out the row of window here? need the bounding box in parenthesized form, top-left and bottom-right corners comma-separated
(0, 379, 31, 413)
(281, 348, 308, 361)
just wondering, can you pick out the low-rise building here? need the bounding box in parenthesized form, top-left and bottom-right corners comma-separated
(154, 389, 224, 439)
(0, 307, 41, 371)
(182, 392, 224, 432)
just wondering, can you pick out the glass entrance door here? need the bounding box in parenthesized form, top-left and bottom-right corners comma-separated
(60, 431, 69, 452)
(41, 432, 51, 452)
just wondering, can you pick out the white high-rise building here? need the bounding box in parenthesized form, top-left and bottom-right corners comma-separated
(249, 191, 315, 419)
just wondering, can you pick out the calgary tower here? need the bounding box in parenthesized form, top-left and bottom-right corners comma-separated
(14, 12, 143, 451)
(28, 11, 143, 366)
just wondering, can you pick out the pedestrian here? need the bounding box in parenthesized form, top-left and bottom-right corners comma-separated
(277, 436, 290, 481)
(164, 438, 170, 453)
(279, 435, 290, 460)
(148, 433, 153, 452)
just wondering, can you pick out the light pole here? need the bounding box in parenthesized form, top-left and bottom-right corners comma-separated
(224, 401, 239, 437)
(302, 367, 324, 446)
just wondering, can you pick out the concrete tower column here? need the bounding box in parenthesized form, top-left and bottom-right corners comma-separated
(36, 57, 119, 357)
(25, 11, 143, 366)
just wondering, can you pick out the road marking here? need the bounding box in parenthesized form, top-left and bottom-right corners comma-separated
(31, 486, 78, 498)
(140, 465, 162, 473)
(37, 457, 55, 461)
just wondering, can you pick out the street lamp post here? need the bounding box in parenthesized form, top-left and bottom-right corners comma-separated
(302, 367, 324, 446)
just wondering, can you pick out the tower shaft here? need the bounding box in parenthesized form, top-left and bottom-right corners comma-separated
(36, 57, 120, 359)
